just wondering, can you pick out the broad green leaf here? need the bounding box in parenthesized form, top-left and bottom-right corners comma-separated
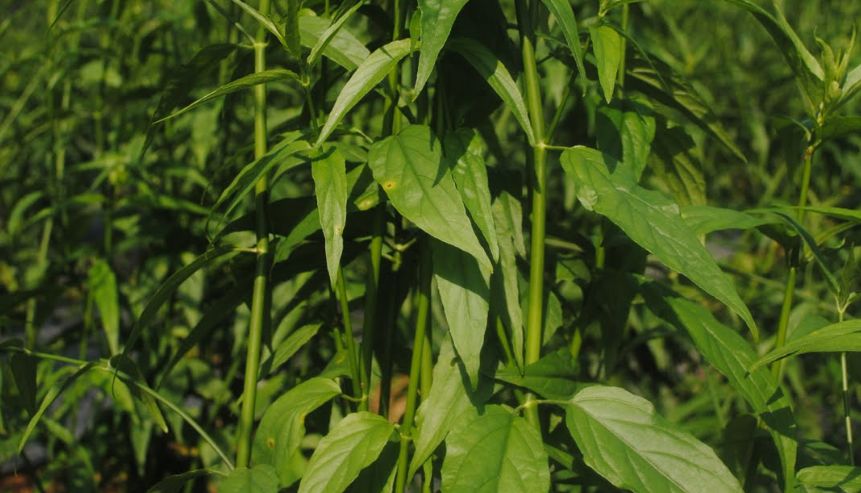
(444, 129, 499, 261)
(298, 412, 396, 493)
(155, 69, 300, 124)
(220, 465, 279, 493)
(560, 146, 758, 340)
(311, 147, 348, 287)
(211, 134, 310, 222)
(229, 0, 288, 49)
(414, 0, 470, 96)
(566, 385, 743, 492)
(797, 465, 861, 491)
(721, 0, 824, 109)
(432, 240, 490, 389)
(299, 14, 370, 70)
(446, 37, 535, 145)
(751, 320, 861, 371)
(124, 246, 242, 352)
(254, 377, 341, 486)
(442, 405, 549, 493)
(495, 348, 580, 400)
(88, 260, 120, 355)
(681, 205, 776, 235)
(596, 102, 656, 181)
(368, 125, 491, 271)
(19, 363, 95, 453)
(147, 469, 212, 493)
(540, 0, 587, 85)
(307, 2, 364, 68)
(590, 25, 624, 104)
(643, 287, 797, 491)
(316, 39, 413, 147)
(409, 340, 486, 477)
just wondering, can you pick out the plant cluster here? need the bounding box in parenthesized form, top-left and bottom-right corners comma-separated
(1, 0, 861, 491)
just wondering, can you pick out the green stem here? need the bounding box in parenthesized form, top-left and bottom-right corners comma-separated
(235, 0, 271, 468)
(772, 143, 816, 379)
(838, 306, 854, 464)
(394, 246, 431, 492)
(517, 0, 547, 429)
(336, 268, 362, 403)
(360, 208, 383, 412)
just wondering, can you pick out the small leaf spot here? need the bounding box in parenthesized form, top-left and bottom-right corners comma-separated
(266, 437, 275, 449)
(383, 180, 397, 190)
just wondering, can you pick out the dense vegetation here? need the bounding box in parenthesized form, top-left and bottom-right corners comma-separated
(2, 0, 861, 491)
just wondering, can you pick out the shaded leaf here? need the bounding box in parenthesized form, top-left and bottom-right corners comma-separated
(299, 13, 369, 70)
(540, 0, 587, 84)
(414, 0, 470, 96)
(311, 147, 348, 287)
(495, 348, 580, 400)
(307, 2, 364, 68)
(797, 465, 861, 491)
(590, 25, 624, 103)
(88, 260, 120, 355)
(147, 469, 212, 493)
(220, 465, 278, 493)
(751, 320, 861, 371)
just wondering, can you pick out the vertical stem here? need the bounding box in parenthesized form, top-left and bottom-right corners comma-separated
(772, 143, 815, 379)
(838, 307, 854, 464)
(336, 269, 362, 402)
(235, 0, 271, 468)
(517, 0, 547, 429)
(395, 246, 431, 492)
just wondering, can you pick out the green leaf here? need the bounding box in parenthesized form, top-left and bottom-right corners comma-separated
(299, 14, 370, 70)
(110, 354, 169, 434)
(124, 246, 242, 353)
(414, 0, 470, 96)
(721, 0, 824, 109)
(284, 0, 301, 57)
(155, 69, 300, 124)
(220, 465, 279, 493)
(311, 147, 348, 287)
(88, 260, 120, 355)
(409, 339, 487, 477)
(147, 469, 212, 493)
(596, 101, 656, 181)
(441, 405, 549, 493)
(590, 25, 624, 103)
(540, 0, 587, 85)
(368, 125, 491, 271)
(444, 129, 499, 261)
(751, 319, 861, 371)
(818, 116, 861, 142)
(797, 205, 861, 223)
(841, 63, 861, 105)
(797, 465, 861, 491)
(19, 363, 95, 453)
(254, 377, 341, 487)
(298, 412, 396, 493)
(642, 287, 797, 491)
(560, 146, 758, 340)
(8, 191, 42, 236)
(446, 37, 535, 145)
(496, 348, 580, 400)
(767, 210, 841, 296)
(566, 385, 743, 492)
(681, 205, 776, 235)
(229, 0, 288, 49)
(432, 240, 490, 389)
(262, 323, 322, 376)
(307, 2, 364, 68)
(316, 39, 413, 147)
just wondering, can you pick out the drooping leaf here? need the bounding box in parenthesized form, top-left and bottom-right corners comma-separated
(432, 240, 490, 389)
(155, 69, 300, 124)
(262, 323, 322, 376)
(797, 465, 861, 491)
(220, 465, 279, 493)
(229, 0, 288, 49)
(442, 405, 549, 493)
(316, 39, 413, 147)
(88, 260, 120, 355)
(299, 13, 370, 70)
(254, 377, 341, 486)
(751, 320, 861, 371)
(642, 286, 797, 491)
(560, 146, 758, 340)
(495, 348, 580, 400)
(110, 354, 169, 434)
(311, 147, 348, 287)
(491, 196, 525, 367)
(368, 125, 491, 270)
(566, 385, 743, 492)
(590, 25, 624, 103)
(124, 246, 242, 353)
(540, 0, 587, 85)
(409, 339, 487, 476)
(298, 412, 396, 493)
(446, 37, 535, 145)
(444, 129, 499, 261)
(414, 0, 470, 96)
(307, 1, 364, 68)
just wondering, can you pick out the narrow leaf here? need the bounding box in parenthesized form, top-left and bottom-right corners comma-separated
(560, 146, 758, 340)
(311, 147, 348, 287)
(229, 0, 288, 48)
(88, 260, 120, 355)
(797, 465, 861, 490)
(567, 385, 743, 492)
(751, 320, 861, 371)
(316, 39, 413, 147)
(590, 25, 624, 103)
(298, 412, 395, 493)
(414, 0, 469, 96)
(540, 0, 587, 84)
(368, 125, 491, 271)
(307, 1, 364, 68)
(446, 37, 535, 145)
(147, 469, 212, 493)
(299, 14, 369, 70)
